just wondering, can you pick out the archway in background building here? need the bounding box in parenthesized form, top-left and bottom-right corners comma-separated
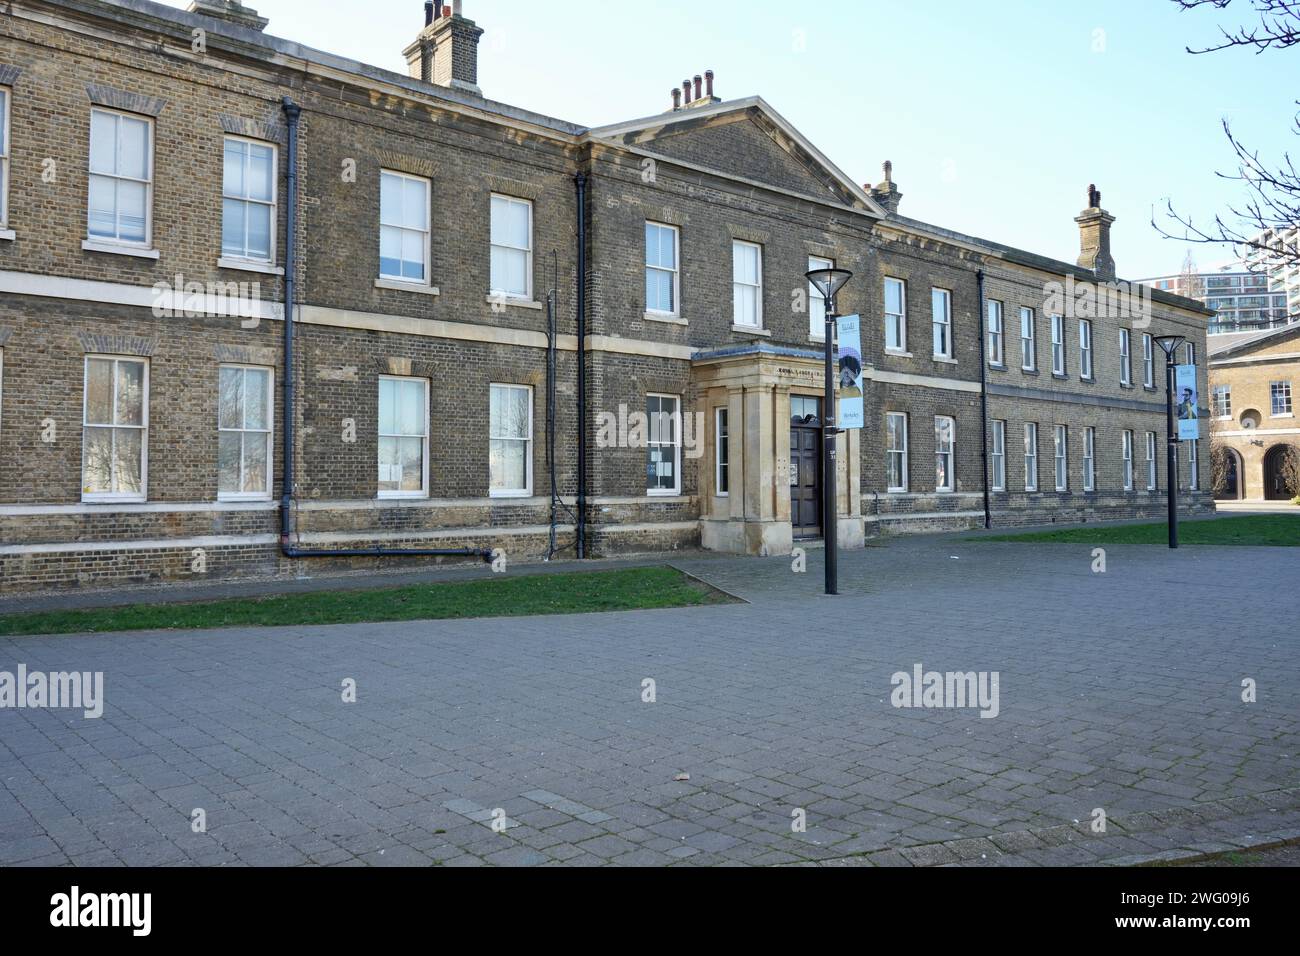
(1216, 447, 1244, 501)
(1263, 444, 1295, 501)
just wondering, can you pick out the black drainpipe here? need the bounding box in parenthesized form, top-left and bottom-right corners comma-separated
(573, 171, 588, 559)
(277, 97, 490, 563)
(975, 269, 992, 530)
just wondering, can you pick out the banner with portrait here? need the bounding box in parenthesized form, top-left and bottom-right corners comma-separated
(837, 314, 864, 430)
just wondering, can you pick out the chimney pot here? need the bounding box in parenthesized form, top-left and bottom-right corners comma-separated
(705, 69, 714, 96)
(671, 88, 682, 110)
(425, 1, 434, 24)
(693, 75, 702, 100)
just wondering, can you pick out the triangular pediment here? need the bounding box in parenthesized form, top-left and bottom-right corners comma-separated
(587, 97, 883, 216)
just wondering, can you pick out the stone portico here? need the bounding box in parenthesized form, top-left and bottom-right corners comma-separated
(692, 344, 864, 556)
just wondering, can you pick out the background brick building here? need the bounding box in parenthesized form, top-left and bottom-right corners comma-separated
(0, 0, 1213, 592)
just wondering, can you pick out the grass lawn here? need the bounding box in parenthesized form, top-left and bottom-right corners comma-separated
(980, 513, 1300, 547)
(0, 566, 734, 637)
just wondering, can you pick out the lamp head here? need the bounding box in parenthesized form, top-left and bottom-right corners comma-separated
(805, 267, 853, 302)
(1154, 334, 1186, 357)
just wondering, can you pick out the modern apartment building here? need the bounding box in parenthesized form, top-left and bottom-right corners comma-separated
(0, 0, 1213, 593)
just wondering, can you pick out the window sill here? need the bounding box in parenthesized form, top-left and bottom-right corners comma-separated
(218, 493, 273, 503)
(82, 495, 147, 505)
(645, 312, 687, 325)
(1052, 372, 1068, 380)
(220, 258, 284, 276)
(0, 228, 15, 242)
(486, 295, 542, 311)
(885, 349, 913, 358)
(731, 325, 771, 337)
(490, 490, 533, 500)
(1270, 414, 1295, 420)
(647, 490, 683, 498)
(1021, 367, 1039, 376)
(932, 355, 958, 365)
(82, 240, 160, 260)
(1143, 385, 1157, 392)
(988, 363, 1007, 372)
(378, 492, 429, 501)
(1080, 376, 1095, 384)
(377, 278, 439, 296)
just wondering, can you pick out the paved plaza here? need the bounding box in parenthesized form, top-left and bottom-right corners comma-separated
(1, 532, 1297, 866)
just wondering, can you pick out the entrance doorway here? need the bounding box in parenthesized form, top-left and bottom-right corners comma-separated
(1264, 444, 1296, 500)
(790, 396, 822, 539)
(1217, 448, 1244, 501)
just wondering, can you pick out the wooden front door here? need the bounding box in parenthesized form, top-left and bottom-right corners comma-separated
(790, 396, 822, 539)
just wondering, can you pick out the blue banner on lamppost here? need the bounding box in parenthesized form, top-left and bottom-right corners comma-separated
(1175, 364, 1200, 441)
(837, 314, 864, 430)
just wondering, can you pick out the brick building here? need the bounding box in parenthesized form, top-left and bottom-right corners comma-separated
(0, 0, 1214, 593)
(1208, 324, 1300, 502)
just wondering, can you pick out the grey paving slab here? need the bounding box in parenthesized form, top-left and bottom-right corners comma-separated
(1, 534, 1297, 866)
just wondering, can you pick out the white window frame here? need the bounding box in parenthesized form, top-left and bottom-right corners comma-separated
(932, 288, 952, 359)
(1120, 328, 1132, 386)
(987, 299, 1004, 367)
(222, 135, 278, 266)
(1024, 422, 1038, 492)
(1185, 342, 1197, 367)
(990, 419, 1006, 492)
(1122, 429, 1134, 491)
(808, 255, 833, 339)
(1142, 333, 1154, 387)
(884, 277, 907, 353)
(217, 364, 274, 502)
(377, 375, 429, 499)
(0, 87, 10, 228)
(1213, 385, 1232, 420)
(1083, 427, 1096, 492)
(81, 355, 149, 503)
(647, 393, 682, 496)
(1020, 307, 1036, 371)
(886, 411, 909, 493)
(489, 383, 534, 498)
(934, 415, 955, 492)
(715, 406, 729, 497)
(1079, 319, 1093, 380)
(732, 240, 763, 329)
(489, 193, 533, 300)
(379, 169, 432, 286)
(1051, 314, 1065, 375)
(87, 107, 154, 248)
(1271, 380, 1293, 417)
(1054, 424, 1068, 492)
(646, 222, 680, 317)
(1146, 431, 1157, 491)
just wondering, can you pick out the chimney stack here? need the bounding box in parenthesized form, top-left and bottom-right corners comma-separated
(670, 70, 720, 111)
(868, 160, 903, 215)
(186, 0, 269, 32)
(404, 0, 484, 94)
(1075, 183, 1116, 281)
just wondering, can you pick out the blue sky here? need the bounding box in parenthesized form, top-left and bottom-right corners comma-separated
(160, 0, 1290, 277)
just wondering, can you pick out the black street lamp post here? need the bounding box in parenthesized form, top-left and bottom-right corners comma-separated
(805, 267, 854, 596)
(1155, 334, 1186, 550)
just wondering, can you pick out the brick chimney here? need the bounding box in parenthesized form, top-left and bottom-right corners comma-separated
(404, 1, 484, 95)
(187, 0, 269, 32)
(1075, 184, 1116, 281)
(869, 161, 903, 215)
